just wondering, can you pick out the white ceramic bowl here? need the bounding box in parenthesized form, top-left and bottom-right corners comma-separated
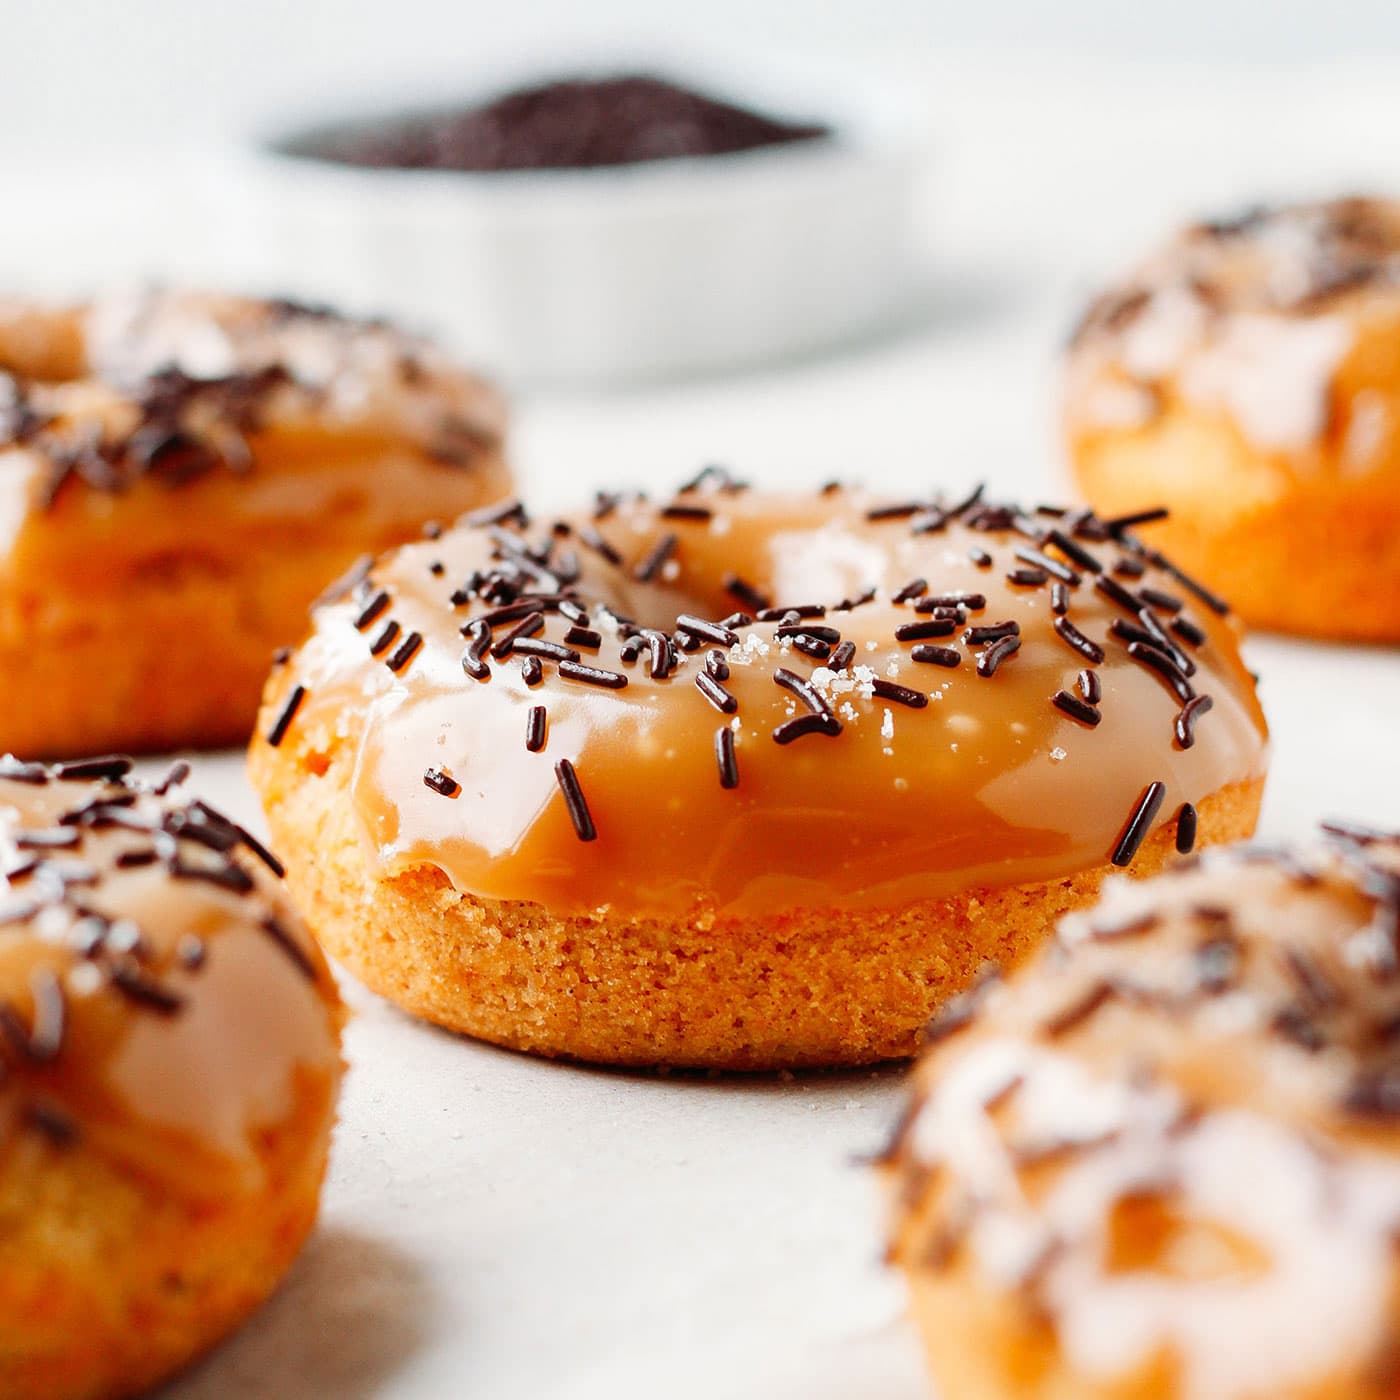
(215, 57, 924, 385)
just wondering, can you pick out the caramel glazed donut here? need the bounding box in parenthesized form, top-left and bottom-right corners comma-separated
(1065, 197, 1400, 642)
(0, 289, 510, 758)
(251, 471, 1268, 1069)
(0, 756, 343, 1400)
(884, 823, 1400, 1400)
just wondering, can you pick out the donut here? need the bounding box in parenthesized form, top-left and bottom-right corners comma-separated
(883, 823, 1400, 1400)
(0, 289, 510, 757)
(0, 756, 343, 1398)
(249, 473, 1269, 1069)
(1064, 196, 1400, 641)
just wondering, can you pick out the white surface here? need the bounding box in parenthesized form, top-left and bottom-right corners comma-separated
(18, 46, 1396, 1400)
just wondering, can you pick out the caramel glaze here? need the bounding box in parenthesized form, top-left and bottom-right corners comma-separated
(0, 290, 508, 562)
(0, 760, 342, 1201)
(269, 477, 1268, 921)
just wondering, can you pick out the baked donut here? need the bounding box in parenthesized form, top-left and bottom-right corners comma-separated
(1065, 197, 1400, 641)
(249, 473, 1268, 1069)
(0, 756, 343, 1398)
(0, 289, 510, 757)
(884, 823, 1400, 1400)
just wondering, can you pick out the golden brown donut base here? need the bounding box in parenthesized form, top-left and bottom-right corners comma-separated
(1068, 411, 1400, 642)
(0, 435, 511, 757)
(0, 1078, 334, 1400)
(252, 737, 1262, 1069)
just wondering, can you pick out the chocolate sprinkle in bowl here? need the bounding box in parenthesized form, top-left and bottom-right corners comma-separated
(225, 58, 921, 382)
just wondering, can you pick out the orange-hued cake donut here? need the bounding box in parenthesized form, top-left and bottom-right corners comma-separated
(884, 823, 1400, 1400)
(1064, 197, 1400, 641)
(0, 290, 510, 757)
(0, 756, 344, 1399)
(250, 473, 1269, 1069)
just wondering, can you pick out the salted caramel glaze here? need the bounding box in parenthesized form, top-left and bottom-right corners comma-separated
(263, 474, 1268, 920)
(0, 288, 508, 590)
(886, 826, 1400, 1399)
(0, 759, 342, 1200)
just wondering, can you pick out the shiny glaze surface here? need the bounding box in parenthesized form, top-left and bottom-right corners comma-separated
(0, 763, 341, 1198)
(272, 482, 1269, 918)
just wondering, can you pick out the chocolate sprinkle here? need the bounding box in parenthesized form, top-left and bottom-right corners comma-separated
(773, 712, 843, 743)
(554, 759, 597, 841)
(1171, 614, 1208, 648)
(353, 589, 391, 630)
(872, 679, 928, 709)
(265, 685, 306, 747)
(369, 620, 400, 656)
(386, 630, 423, 673)
(1174, 694, 1214, 749)
(829, 641, 857, 671)
(1111, 781, 1167, 866)
(695, 671, 738, 714)
(109, 965, 185, 1015)
(526, 706, 547, 752)
(911, 644, 961, 668)
(976, 635, 1022, 677)
(461, 620, 492, 680)
(964, 621, 1020, 646)
(1127, 641, 1196, 704)
(633, 531, 678, 583)
(723, 573, 771, 614)
(773, 667, 832, 717)
(1045, 529, 1105, 576)
(896, 618, 958, 642)
(1053, 616, 1106, 665)
(423, 766, 460, 797)
(54, 756, 133, 783)
(1006, 566, 1049, 587)
(1052, 690, 1102, 727)
(557, 660, 629, 690)
(520, 655, 544, 687)
(1014, 546, 1081, 586)
(715, 726, 739, 789)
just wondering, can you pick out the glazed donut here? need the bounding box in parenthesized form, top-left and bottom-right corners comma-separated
(0, 756, 343, 1398)
(0, 289, 510, 757)
(884, 823, 1400, 1400)
(1064, 197, 1400, 641)
(249, 473, 1269, 1069)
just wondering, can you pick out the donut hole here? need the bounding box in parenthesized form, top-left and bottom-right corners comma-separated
(1104, 1189, 1271, 1282)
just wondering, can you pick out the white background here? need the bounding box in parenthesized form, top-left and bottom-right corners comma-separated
(2, 6, 1398, 1398)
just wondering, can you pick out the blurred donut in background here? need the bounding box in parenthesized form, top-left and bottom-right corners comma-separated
(1064, 197, 1400, 641)
(885, 821, 1400, 1400)
(0, 290, 511, 756)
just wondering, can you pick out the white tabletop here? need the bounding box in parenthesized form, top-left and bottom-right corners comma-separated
(40, 49, 1391, 1400)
